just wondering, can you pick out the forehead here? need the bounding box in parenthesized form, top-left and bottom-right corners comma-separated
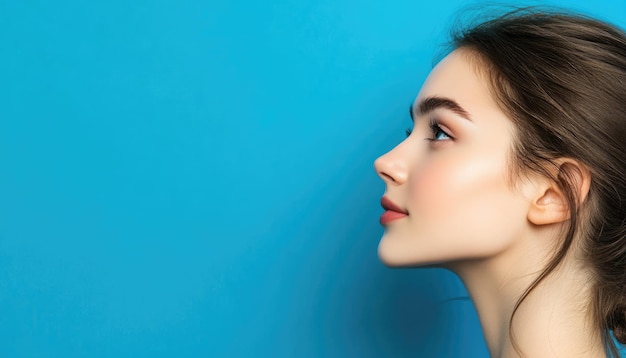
(415, 50, 501, 117)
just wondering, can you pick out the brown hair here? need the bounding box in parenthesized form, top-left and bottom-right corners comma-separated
(450, 7, 626, 357)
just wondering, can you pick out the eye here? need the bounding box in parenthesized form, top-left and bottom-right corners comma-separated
(426, 119, 452, 142)
(405, 127, 413, 138)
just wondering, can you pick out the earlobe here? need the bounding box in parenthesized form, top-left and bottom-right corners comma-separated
(526, 160, 591, 226)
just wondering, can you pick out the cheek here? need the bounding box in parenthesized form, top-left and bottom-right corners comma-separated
(409, 154, 504, 216)
(407, 153, 526, 255)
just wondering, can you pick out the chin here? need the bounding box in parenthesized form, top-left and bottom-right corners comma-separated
(377, 252, 405, 267)
(378, 239, 429, 267)
(377, 236, 462, 268)
(377, 241, 405, 266)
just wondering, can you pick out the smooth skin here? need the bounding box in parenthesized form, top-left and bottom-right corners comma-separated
(375, 49, 604, 357)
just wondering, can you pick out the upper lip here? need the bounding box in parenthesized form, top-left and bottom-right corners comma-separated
(381, 197, 408, 214)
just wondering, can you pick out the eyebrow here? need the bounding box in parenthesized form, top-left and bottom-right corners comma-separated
(409, 96, 472, 122)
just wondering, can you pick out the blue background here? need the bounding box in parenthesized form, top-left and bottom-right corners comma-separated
(1, 0, 625, 357)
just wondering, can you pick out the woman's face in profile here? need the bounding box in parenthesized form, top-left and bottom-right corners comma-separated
(375, 50, 532, 267)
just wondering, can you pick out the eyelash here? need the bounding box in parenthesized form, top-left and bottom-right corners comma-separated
(405, 118, 453, 141)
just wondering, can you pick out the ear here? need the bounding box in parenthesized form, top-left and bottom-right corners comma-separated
(527, 160, 591, 226)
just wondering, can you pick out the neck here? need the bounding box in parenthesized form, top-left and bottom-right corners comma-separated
(448, 233, 605, 357)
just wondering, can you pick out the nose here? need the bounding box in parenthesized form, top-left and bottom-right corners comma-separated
(374, 144, 409, 185)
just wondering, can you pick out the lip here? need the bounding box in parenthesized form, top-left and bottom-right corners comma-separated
(380, 197, 408, 225)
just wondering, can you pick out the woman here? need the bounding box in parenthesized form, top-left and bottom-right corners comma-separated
(374, 9, 626, 358)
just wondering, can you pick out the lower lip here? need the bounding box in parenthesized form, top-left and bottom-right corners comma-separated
(380, 210, 408, 225)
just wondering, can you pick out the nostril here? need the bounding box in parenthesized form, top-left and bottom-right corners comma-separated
(375, 157, 396, 183)
(374, 151, 406, 185)
(381, 171, 397, 183)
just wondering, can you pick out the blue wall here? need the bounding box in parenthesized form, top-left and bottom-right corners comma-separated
(1, 0, 625, 357)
